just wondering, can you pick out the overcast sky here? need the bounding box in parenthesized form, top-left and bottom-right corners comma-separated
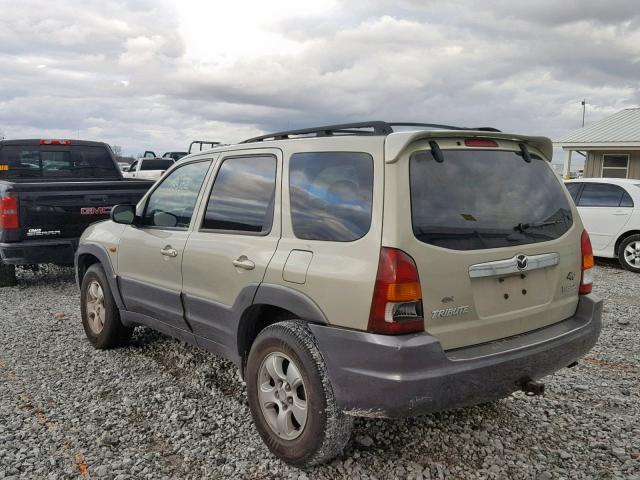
(1, 0, 639, 161)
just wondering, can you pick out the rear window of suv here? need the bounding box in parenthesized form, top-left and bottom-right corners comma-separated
(409, 149, 573, 250)
(0, 145, 119, 179)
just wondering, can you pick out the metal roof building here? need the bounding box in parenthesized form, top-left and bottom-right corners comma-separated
(554, 108, 640, 179)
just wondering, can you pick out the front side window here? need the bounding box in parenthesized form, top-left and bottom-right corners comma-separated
(142, 161, 211, 228)
(578, 183, 628, 207)
(289, 152, 374, 242)
(202, 156, 277, 233)
(602, 154, 628, 178)
(410, 149, 573, 250)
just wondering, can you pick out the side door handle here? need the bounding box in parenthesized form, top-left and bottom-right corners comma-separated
(232, 255, 255, 270)
(160, 245, 178, 257)
(613, 210, 629, 215)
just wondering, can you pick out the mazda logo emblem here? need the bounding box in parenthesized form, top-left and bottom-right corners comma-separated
(516, 254, 528, 271)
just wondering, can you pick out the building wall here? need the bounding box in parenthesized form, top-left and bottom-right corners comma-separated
(583, 150, 640, 179)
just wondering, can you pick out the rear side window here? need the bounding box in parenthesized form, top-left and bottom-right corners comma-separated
(202, 156, 276, 233)
(0, 145, 119, 178)
(578, 183, 627, 207)
(410, 149, 573, 251)
(621, 191, 634, 207)
(140, 159, 175, 171)
(289, 152, 374, 242)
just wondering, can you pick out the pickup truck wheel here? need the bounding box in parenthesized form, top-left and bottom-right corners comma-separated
(0, 262, 17, 287)
(618, 235, 640, 273)
(246, 321, 353, 467)
(80, 264, 133, 349)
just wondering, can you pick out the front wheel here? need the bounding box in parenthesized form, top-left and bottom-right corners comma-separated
(246, 321, 353, 466)
(618, 234, 640, 273)
(80, 264, 133, 348)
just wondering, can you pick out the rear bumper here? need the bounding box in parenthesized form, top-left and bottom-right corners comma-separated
(309, 294, 602, 418)
(0, 238, 77, 266)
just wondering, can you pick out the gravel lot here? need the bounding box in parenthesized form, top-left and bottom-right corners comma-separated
(0, 262, 638, 480)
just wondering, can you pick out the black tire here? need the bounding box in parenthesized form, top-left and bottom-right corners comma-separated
(246, 321, 353, 467)
(0, 261, 17, 287)
(80, 263, 133, 349)
(618, 234, 640, 273)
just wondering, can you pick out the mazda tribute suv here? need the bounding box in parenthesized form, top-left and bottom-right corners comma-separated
(76, 121, 602, 466)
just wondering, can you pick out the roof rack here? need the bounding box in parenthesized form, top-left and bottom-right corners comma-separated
(188, 140, 224, 154)
(240, 121, 501, 143)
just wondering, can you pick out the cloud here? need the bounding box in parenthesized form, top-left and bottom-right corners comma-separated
(0, 0, 639, 163)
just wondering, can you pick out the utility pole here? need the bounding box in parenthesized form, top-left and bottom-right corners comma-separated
(581, 99, 586, 127)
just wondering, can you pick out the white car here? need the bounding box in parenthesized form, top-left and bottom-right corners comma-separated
(123, 158, 175, 180)
(566, 178, 640, 272)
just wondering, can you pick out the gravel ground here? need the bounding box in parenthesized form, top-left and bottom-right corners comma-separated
(0, 261, 638, 480)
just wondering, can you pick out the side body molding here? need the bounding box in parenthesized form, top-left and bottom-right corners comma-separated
(75, 243, 125, 309)
(253, 283, 328, 325)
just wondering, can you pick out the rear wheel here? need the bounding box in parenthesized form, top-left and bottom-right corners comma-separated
(0, 261, 17, 287)
(618, 235, 640, 273)
(80, 263, 133, 348)
(246, 321, 353, 466)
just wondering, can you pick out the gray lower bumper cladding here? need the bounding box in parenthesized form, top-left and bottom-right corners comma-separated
(310, 294, 602, 418)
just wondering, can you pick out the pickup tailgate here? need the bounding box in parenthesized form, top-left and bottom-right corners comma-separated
(3, 180, 151, 242)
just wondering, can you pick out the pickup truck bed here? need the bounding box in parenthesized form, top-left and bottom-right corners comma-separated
(0, 139, 153, 285)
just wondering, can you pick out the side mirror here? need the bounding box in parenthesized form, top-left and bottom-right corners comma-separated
(111, 204, 136, 225)
(153, 211, 178, 228)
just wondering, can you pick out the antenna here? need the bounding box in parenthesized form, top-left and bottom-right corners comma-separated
(581, 99, 586, 127)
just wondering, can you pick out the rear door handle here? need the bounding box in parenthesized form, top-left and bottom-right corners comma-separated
(232, 255, 255, 270)
(613, 210, 629, 215)
(160, 245, 178, 257)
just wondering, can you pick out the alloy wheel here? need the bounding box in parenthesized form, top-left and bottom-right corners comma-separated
(85, 280, 106, 334)
(257, 352, 308, 440)
(624, 241, 640, 267)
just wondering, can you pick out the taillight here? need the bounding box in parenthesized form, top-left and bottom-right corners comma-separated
(0, 196, 19, 230)
(368, 248, 424, 335)
(580, 230, 594, 294)
(464, 138, 499, 148)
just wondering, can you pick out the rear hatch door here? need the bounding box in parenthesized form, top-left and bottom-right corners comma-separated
(393, 140, 582, 350)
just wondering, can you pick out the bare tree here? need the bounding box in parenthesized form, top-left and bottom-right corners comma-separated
(111, 145, 123, 158)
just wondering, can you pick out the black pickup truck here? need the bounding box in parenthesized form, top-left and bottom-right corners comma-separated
(0, 139, 153, 286)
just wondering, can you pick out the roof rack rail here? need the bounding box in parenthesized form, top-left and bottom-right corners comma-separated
(240, 121, 500, 143)
(240, 121, 392, 144)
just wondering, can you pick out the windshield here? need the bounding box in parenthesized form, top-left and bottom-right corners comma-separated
(141, 159, 174, 171)
(410, 149, 573, 250)
(0, 145, 119, 179)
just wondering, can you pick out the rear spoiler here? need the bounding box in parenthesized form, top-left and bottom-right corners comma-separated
(384, 130, 553, 163)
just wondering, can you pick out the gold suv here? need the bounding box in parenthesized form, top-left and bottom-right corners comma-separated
(76, 121, 602, 466)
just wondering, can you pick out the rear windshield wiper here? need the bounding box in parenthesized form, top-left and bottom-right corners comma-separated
(513, 220, 562, 232)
